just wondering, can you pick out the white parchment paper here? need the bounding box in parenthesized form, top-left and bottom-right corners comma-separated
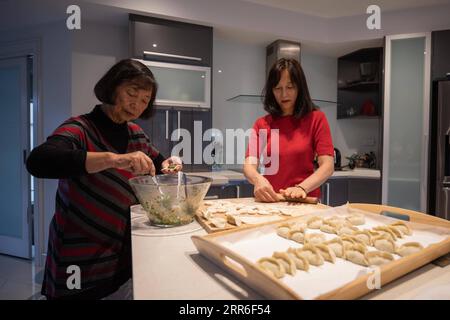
(214, 205, 450, 300)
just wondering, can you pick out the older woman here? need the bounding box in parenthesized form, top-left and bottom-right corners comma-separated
(27, 59, 181, 299)
(244, 58, 334, 202)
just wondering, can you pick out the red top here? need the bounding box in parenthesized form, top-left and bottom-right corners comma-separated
(246, 110, 334, 197)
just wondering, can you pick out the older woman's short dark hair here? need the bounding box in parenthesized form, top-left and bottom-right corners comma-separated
(94, 59, 158, 119)
(263, 58, 316, 118)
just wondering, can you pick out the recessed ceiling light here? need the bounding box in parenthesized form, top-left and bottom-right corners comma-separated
(152, 43, 157, 48)
(218, 69, 222, 73)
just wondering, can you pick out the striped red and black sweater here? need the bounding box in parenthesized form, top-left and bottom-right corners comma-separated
(27, 105, 165, 299)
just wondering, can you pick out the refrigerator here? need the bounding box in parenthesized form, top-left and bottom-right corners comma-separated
(431, 78, 450, 220)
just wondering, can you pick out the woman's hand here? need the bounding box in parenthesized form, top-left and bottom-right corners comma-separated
(254, 176, 279, 202)
(112, 151, 155, 176)
(280, 186, 307, 200)
(161, 156, 183, 174)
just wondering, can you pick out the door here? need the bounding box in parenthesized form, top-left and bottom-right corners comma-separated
(0, 56, 31, 258)
(383, 33, 431, 212)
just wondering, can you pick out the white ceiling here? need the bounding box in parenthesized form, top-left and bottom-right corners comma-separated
(243, 0, 450, 17)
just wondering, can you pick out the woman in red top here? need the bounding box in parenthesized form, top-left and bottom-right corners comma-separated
(244, 58, 334, 202)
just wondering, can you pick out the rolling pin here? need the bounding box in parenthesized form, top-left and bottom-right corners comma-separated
(276, 193, 319, 205)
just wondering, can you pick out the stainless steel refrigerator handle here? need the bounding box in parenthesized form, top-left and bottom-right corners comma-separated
(165, 110, 169, 140)
(143, 50, 202, 62)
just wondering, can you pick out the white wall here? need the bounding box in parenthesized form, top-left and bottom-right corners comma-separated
(212, 35, 267, 168)
(72, 22, 129, 116)
(212, 38, 381, 168)
(0, 21, 72, 263)
(301, 52, 381, 166)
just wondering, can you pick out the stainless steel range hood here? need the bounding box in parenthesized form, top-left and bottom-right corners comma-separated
(266, 40, 301, 77)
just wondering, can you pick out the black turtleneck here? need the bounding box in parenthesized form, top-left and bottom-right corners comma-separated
(27, 105, 166, 179)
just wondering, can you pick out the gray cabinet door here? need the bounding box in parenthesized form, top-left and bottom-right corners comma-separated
(206, 185, 238, 199)
(432, 30, 450, 80)
(348, 178, 381, 204)
(130, 14, 213, 66)
(321, 178, 348, 206)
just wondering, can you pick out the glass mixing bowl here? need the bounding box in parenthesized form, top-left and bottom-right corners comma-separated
(129, 174, 212, 227)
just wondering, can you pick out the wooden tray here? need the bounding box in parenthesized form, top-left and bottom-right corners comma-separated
(195, 197, 328, 233)
(192, 203, 450, 299)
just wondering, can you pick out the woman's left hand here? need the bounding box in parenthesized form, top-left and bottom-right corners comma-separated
(161, 156, 183, 174)
(280, 186, 307, 199)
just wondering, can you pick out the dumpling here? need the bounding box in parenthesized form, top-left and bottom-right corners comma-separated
(257, 257, 285, 278)
(297, 244, 324, 266)
(226, 213, 242, 226)
(389, 221, 412, 236)
(276, 225, 291, 239)
(289, 230, 305, 244)
(325, 238, 345, 258)
(272, 251, 297, 276)
(340, 235, 357, 251)
(386, 225, 403, 239)
(373, 226, 398, 241)
(352, 230, 372, 246)
(372, 234, 397, 253)
(337, 224, 359, 236)
(325, 216, 346, 225)
(365, 251, 394, 266)
(396, 242, 424, 257)
(307, 216, 323, 229)
(320, 220, 339, 234)
(304, 232, 326, 245)
(289, 221, 307, 232)
(209, 217, 227, 228)
(346, 214, 366, 226)
(286, 247, 310, 271)
(315, 244, 336, 263)
(345, 244, 369, 266)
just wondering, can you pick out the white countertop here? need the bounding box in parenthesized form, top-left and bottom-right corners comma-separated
(131, 207, 449, 300)
(188, 168, 381, 186)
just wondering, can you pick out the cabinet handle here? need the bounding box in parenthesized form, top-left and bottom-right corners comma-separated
(177, 111, 181, 140)
(204, 195, 219, 200)
(143, 50, 202, 62)
(236, 185, 241, 198)
(165, 110, 169, 140)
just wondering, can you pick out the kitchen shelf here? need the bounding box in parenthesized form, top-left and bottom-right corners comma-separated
(338, 81, 380, 91)
(226, 94, 339, 107)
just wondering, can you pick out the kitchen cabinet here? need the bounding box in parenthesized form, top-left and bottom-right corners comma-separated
(348, 178, 381, 204)
(205, 181, 254, 200)
(129, 14, 213, 67)
(431, 30, 450, 80)
(321, 178, 348, 207)
(321, 177, 381, 206)
(383, 33, 431, 212)
(135, 108, 212, 172)
(337, 47, 383, 119)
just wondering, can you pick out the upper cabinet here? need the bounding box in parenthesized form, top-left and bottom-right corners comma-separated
(129, 14, 213, 67)
(337, 47, 383, 119)
(431, 30, 450, 80)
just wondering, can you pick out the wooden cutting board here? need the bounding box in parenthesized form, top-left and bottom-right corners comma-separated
(195, 197, 327, 233)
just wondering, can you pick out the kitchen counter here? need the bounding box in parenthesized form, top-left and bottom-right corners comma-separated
(188, 168, 381, 186)
(131, 204, 449, 300)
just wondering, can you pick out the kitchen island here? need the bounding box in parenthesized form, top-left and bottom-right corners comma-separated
(131, 200, 450, 300)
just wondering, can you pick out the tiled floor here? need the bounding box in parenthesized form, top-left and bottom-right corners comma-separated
(0, 254, 45, 300)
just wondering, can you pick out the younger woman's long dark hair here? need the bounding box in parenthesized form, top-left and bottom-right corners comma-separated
(263, 58, 316, 118)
